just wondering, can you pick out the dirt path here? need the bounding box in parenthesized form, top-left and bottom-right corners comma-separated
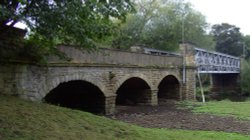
(108, 100, 250, 135)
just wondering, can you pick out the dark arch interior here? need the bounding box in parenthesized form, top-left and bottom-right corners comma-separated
(116, 77, 151, 105)
(158, 75, 180, 102)
(44, 80, 105, 114)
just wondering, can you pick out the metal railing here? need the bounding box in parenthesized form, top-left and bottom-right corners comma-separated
(195, 48, 240, 73)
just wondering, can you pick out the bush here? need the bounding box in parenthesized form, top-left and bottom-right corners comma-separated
(196, 86, 212, 101)
(240, 59, 250, 96)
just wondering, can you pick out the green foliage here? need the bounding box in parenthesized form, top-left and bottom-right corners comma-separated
(1, 94, 250, 140)
(0, 0, 134, 61)
(0, 27, 66, 63)
(113, 0, 214, 51)
(240, 60, 250, 95)
(179, 100, 250, 121)
(243, 35, 250, 59)
(196, 86, 211, 101)
(211, 23, 244, 56)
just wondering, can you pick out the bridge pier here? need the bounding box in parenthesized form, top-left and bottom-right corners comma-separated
(105, 95, 116, 115)
(147, 89, 158, 106)
(104, 89, 158, 114)
(210, 73, 241, 99)
(180, 43, 197, 101)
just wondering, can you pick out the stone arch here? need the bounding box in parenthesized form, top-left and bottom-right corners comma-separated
(44, 80, 105, 114)
(114, 73, 152, 93)
(40, 73, 108, 114)
(155, 73, 181, 88)
(157, 74, 181, 103)
(115, 74, 152, 106)
(40, 73, 107, 99)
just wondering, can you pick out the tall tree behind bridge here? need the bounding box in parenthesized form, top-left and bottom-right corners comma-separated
(112, 0, 214, 51)
(243, 35, 250, 59)
(210, 23, 244, 56)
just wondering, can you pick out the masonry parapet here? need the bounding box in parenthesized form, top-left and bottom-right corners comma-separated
(48, 45, 183, 68)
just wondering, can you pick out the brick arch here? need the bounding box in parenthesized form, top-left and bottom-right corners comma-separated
(39, 73, 107, 99)
(113, 73, 152, 93)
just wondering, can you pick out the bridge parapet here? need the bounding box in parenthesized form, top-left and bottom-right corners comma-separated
(195, 48, 240, 73)
(48, 45, 183, 68)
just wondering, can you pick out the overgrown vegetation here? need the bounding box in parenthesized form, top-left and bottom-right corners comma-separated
(241, 59, 250, 96)
(195, 74, 212, 101)
(196, 86, 211, 101)
(179, 100, 250, 121)
(1, 94, 250, 140)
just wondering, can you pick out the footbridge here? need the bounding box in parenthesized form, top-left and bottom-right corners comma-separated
(0, 43, 241, 114)
(181, 43, 241, 98)
(195, 48, 240, 74)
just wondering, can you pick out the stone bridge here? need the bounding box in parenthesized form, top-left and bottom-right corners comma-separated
(0, 43, 241, 114)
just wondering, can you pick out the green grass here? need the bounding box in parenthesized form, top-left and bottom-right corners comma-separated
(179, 99, 250, 120)
(0, 95, 250, 140)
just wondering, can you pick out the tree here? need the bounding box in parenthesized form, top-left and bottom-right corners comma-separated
(243, 35, 250, 59)
(112, 0, 214, 51)
(112, 0, 160, 49)
(210, 23, 244, 56)
(0, 0, 134, 57)
(240, 60, 250, 95)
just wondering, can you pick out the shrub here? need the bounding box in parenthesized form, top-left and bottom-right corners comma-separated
(240, 59, 250, 96)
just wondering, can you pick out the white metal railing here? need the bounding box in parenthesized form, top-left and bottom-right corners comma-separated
(195, 48, 240, 73)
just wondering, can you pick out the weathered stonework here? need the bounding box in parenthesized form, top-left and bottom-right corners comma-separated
(179, 43, 197, 101)
(0, 45, 197, 114)
(210, 73, 241, 98)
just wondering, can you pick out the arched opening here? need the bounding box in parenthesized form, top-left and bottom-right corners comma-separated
(44, 80, 105, 114)
(116, 77, 151, 106)
(158, 75, 180, 103)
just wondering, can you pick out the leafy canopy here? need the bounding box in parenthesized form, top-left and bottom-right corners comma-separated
(210, 23, 244, 56)
(243, 35, 250, 59)
(0, 0, 134, 55)
(113, 0, 214, 51)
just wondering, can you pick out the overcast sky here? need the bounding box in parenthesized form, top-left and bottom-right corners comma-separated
(187, 0, 250, 35)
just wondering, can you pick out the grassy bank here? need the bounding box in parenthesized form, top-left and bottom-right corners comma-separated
(179, 99, 250, 120)
(0, 94, 249, 140)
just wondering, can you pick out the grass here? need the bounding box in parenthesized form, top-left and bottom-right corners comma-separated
(179, 99, 250, 121)
(0, 94, 250, 140)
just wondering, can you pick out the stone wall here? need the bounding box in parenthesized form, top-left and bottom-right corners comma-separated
(0, 63, 185, 114)
(183, 68, 196, 100)
(49, 45, 183, 67)
(0, 63, 48, 101)
(179, 43, 197, 100)
(211, 73, 241, 98)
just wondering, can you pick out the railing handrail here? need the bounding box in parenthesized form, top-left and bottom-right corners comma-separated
(194, 47, 240, 60)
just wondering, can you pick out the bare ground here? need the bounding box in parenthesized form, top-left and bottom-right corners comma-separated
(108, 100, 250, 135)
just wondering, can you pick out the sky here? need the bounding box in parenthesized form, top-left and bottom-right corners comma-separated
(186, 0, 250, 35)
